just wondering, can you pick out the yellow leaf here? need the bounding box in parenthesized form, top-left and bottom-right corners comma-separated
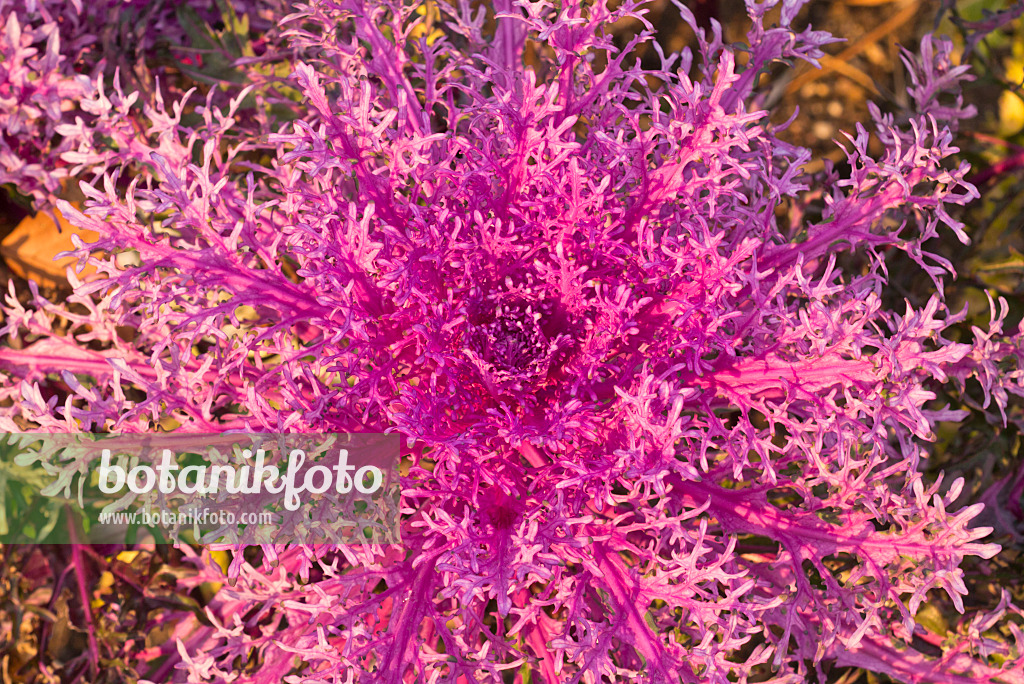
(998, 45, 1024, 136)
(211, 549, 231, 574)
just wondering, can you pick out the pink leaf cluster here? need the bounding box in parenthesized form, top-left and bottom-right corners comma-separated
(2, 0, 1024, 682)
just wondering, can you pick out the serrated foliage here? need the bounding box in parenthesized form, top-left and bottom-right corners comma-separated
(2, 0, 1024, 682)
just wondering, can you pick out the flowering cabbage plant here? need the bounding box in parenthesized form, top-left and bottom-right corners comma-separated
(2, 0, 1024, 682)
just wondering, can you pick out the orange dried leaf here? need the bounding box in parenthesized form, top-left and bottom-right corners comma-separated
(0, 207, 98, 289)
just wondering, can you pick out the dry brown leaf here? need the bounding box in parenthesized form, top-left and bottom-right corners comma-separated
(0, 206, 98, 290)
